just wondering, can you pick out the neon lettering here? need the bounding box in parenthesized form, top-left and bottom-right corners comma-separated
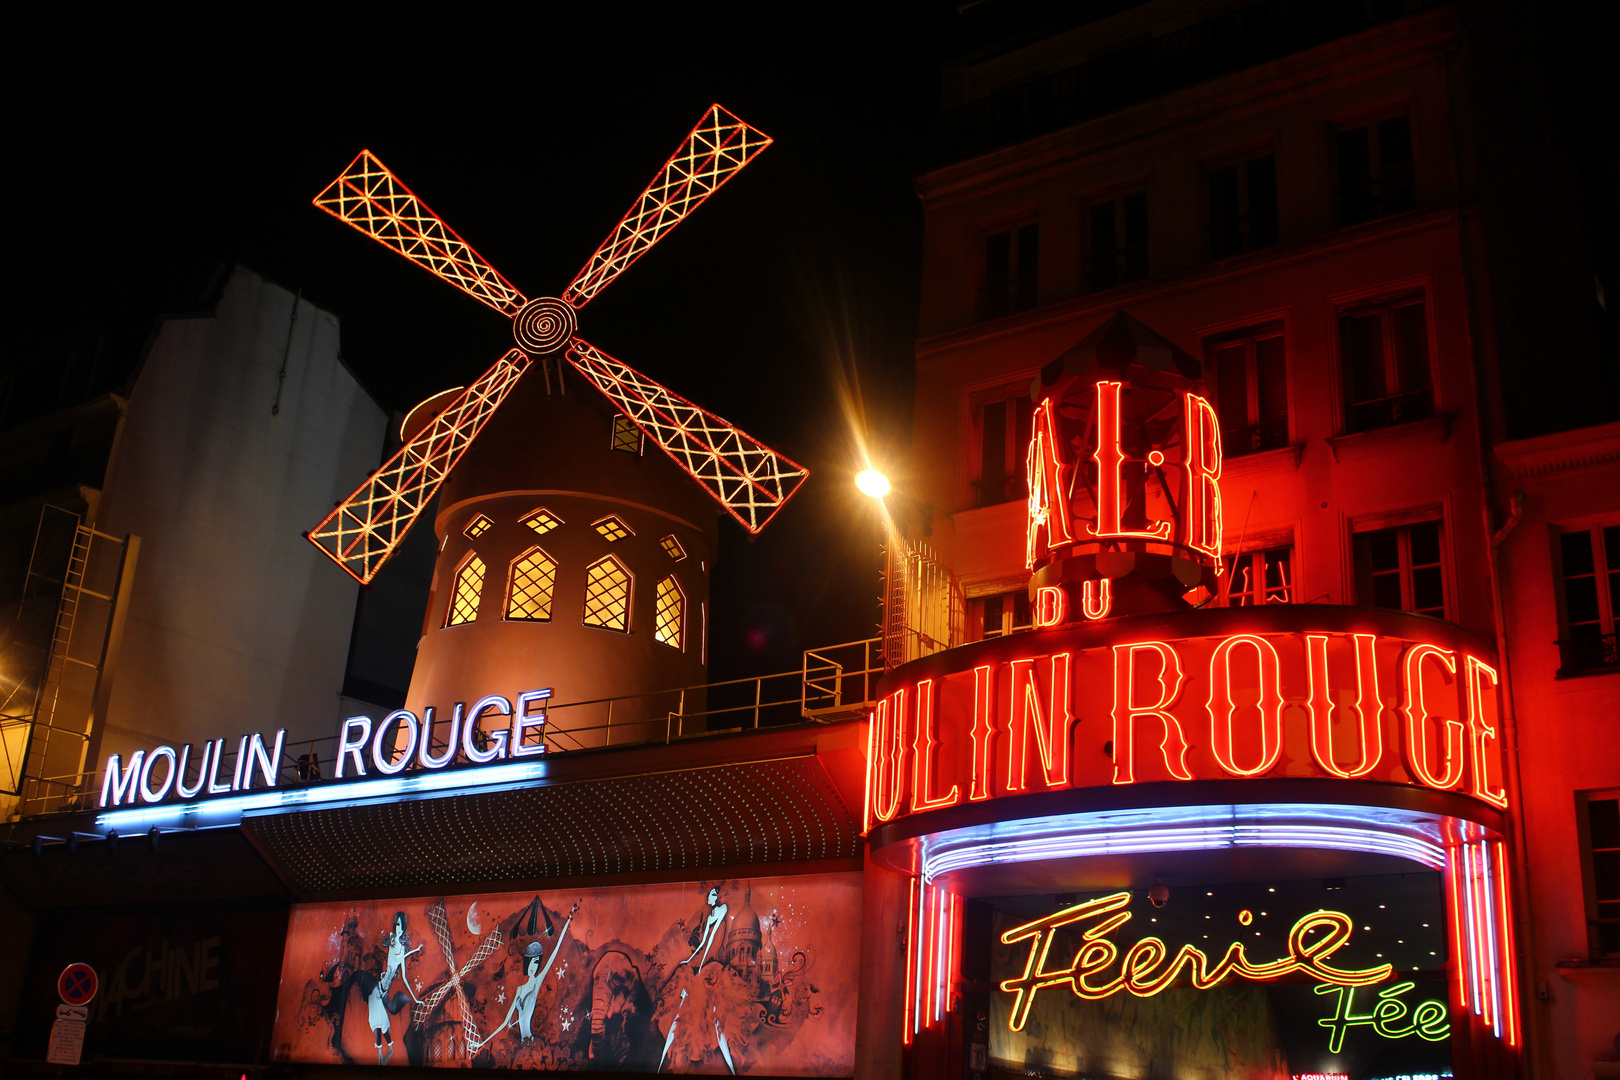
(1464, 656, 1507, 808)
(999, 891, 1392, 1030)
(1081, 578, 1112, 620)
(461, 695, 512, 763)
(1306, 633, 1384, 778)
(970, 664, 996, 801)
(1207, 635, 1284, 777)
(1026, 398, 1076, 567)
(1402, 643, 1464, 789)
(335, 716, 371, 779)
(174, 742, 209, 800)
(205, 737, 231, 794)
(245, 729, 285, 790)
(1315, 983, 1450, 1054)
(1182, 393, 1222, 559)
(231, 735, 248, 791)
(1090, 381, 1171, 541)
(139, 746, 177, 803)
(1033, 585, 1068, 628)
(870, 688, 907, 823)
(1006, 654, 1074, 791)
(1110, 642, 1192, 784)
(100, 751, 145, 808)
(372, 711, 417, 776)
(910, 679, 959, 812)
(416, 706, 459, 770)
(511, 688, 551, 759)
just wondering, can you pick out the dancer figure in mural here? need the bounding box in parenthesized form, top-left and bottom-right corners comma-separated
(682, 887, 728, 969)
(368, 911, 421, 1064)
(474, 903, 576, 1054)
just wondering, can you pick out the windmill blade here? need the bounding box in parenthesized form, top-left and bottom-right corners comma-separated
(315, 150, 527, 316)
(461, 929, 505, 974)
(566, 340, 808, 534)
(562, 105, 771, 307)
(308, 351, 532, 583)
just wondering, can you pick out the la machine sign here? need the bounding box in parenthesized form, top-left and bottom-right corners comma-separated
(98, 689, 551, 810)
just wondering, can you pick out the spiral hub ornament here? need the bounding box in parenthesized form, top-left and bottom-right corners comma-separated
(513, 297, 577, 355)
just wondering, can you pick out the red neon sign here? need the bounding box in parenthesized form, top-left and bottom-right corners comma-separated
(864, 623, 1506, 831)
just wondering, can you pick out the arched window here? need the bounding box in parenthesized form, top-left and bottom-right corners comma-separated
(582, 555, 632, 632)
(445, 553, 485, 627)
(506, 547, 557, 621)
(653, 576, 685, 650)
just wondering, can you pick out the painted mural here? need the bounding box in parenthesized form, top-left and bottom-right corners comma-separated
(270, 872, 859, 1073)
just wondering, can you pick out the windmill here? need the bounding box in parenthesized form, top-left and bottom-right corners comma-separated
(307, 104, 808, 586)
(414, 898, 504, 1059)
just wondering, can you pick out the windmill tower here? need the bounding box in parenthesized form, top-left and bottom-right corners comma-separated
(308, 106, 808, 742)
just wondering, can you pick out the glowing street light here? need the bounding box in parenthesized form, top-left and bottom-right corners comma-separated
(855, 468, 891, 499)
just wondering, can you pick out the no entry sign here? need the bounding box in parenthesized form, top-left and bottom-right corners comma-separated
(57, 963, 97, 1007)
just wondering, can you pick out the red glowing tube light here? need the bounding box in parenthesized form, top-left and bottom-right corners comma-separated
(1005, 654, 1073, 791)
(566, 340, 809, 534)
(1466, 656, 1509, 808)
(1206, 635, 1284, 777)
(970, 664, 996, 801)
(1110, 642, 1192, 784)
(1025, 397, 1076, 567)
(1305, 633, 1384, 779)
(308, 350, 531, 583)
(1402, 643, 1465, 790)
(314, 151, 528, 316)
(910, 679, 960, 813)
(1090, 381, 1171, 542)
(564, 105, 772, 306)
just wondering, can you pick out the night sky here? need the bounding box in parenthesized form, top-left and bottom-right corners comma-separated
(11, 4, 1004, 679)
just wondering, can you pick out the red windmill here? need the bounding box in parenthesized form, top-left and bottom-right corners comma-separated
(307, 105, 808, 585)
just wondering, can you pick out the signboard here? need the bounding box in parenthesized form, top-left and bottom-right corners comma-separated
(57, 962, 98, 1006)
(18, 903, 288, 1063)
(97, 687, 551, 814)
(47, 1016, 86, 1065)
(985, 873, 1453, 1080)
(865, 612, 1506, 830)
(271, 872, 860, 1073)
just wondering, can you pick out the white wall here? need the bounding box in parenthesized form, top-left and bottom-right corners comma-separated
(94, 266, 385, 756)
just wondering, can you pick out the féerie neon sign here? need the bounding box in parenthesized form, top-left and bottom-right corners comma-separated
(98, 689, 551, 809)
(999, 890, 1391, 1030)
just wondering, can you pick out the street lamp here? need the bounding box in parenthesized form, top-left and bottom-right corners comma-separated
(855, 468, 891, 499)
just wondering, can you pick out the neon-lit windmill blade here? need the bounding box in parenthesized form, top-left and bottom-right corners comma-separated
(306, 105, 808, 584)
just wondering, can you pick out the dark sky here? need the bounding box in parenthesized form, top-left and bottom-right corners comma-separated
(10, 4, 989, 679)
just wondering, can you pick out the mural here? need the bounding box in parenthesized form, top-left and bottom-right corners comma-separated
(985, 873, 1452, 1080)
(270, 872, 859, 1073)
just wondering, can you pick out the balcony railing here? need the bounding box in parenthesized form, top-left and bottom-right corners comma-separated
(1557, 633, 1620, 678)
(1223, 417, 1291, 457)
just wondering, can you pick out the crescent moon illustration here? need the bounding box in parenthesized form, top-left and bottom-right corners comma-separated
(467, 902, 482, 936)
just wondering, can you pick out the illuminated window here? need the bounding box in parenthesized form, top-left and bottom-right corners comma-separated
(522, 507, 562, 535)
(1222, 547, 1293, 606)
(970, 383, 1032, 508)
(582, 555, 632, 632)
(1335, 113, 1414, 226)
(445, 553, 485, 627)
(1353, 521, 1446, 619)
(505, 547, 557, 622)
(593, 515, 633, 542)
(1555, 524, 1620, 676)
(1207, 322, 1288, 456)
(653, 576, 685, 649)
(660, 534, 687, 561)
(1085, 190, 1147, 292)
(1578, 789, 1620, 957)
(980, 223, 1038, 320)
(1206, 153, 1277, 259)
(1339, 295, 1432, 433)
(611, 414, 643, 454)
(463, 514, 493, 539)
